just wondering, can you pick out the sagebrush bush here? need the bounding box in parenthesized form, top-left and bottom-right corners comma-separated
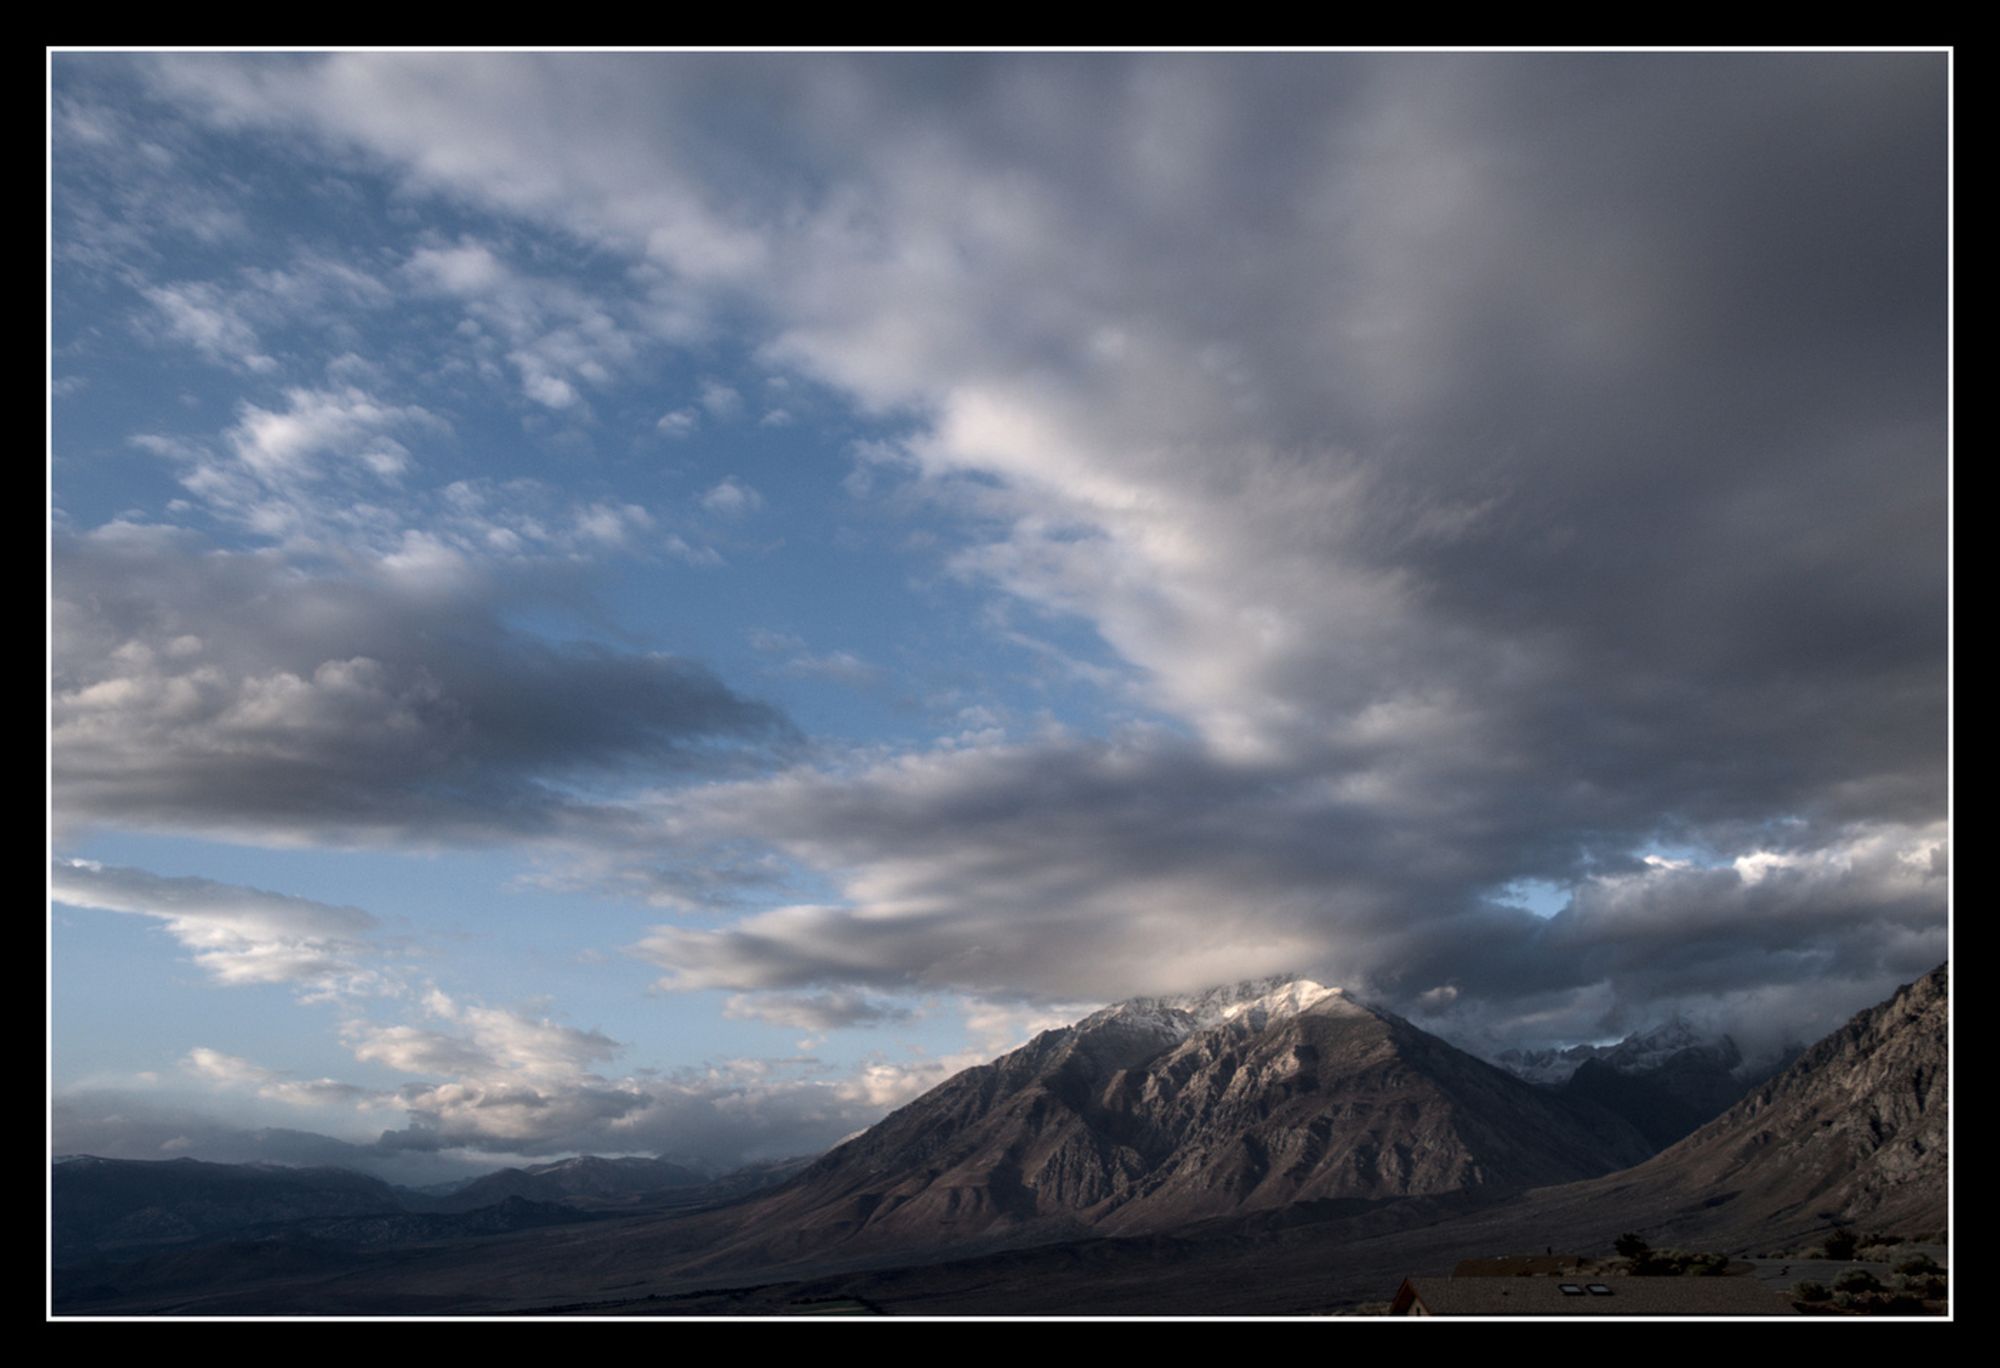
(1898, 1274, 1945, 1299)
(1835, 1268, 1883, 1294)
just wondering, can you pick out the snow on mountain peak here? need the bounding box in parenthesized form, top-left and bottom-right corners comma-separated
(1179, 977, 1340, 1028)
(1493, 1018, 1738, 1085)
(1087, 976, 1348, 1040)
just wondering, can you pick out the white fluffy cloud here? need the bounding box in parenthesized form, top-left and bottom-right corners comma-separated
(51, 859, 380, 993)
(700, 476, 763, 517)
(184, 1047, 387, 1108)
(403, 237, 667, 410)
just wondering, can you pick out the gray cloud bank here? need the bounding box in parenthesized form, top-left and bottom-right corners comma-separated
(52, 521, 798, 846)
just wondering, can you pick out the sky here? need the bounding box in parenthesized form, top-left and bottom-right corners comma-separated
(49, 51, 1949, 1182)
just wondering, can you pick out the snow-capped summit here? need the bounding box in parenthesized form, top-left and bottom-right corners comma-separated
(1083, 975, 1350, 1040)
(1165, 976, 1345, 1029)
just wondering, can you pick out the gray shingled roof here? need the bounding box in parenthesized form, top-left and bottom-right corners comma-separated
(1393, 1276, 1800, 1316)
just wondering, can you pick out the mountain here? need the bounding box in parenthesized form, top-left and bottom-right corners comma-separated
(1497, 1020, 1729, 1087)
(704, 978, 1654, 1267)
(1494, 1020, 1761, 1150)
(1558, 1041, 1752, 1150)
(52, 1156, 414, 1265)
(429, 1155, 709, 1212)
(1551, 962, 1949, 1245)
(49, 968, 1947, 1315)
(596, 964, 1952, 1315)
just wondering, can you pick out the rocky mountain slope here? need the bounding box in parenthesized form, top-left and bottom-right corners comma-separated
(1555, 962, 1949, 1243)
(708, 978, 1654, 1265)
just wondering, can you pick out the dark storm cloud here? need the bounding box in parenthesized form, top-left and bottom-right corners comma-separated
(632, 738, 1944, 1045)
(608, 54, 1946, 1042)
(51, 521, 799, 845)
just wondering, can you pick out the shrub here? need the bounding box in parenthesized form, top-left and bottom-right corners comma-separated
(1793, 1280, 1831, 1303)
(1615, 1232, 1651, 1260)
(1822, 1229, 1860, 1260)
(1898, 1274, 1945, 1299)
(1895, 1254, 1940, 1276)
(1835, 1268, 1883, 1294)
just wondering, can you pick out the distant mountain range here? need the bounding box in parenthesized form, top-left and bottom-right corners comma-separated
(426, 1156, 709, 1213)
(50, 1150, 812, 1274)
(50, 965, 1947, 1314)
(1496, 1020, 1737, 1087)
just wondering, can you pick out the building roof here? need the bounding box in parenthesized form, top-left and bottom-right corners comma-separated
(1391, 1276, 1800, 1317)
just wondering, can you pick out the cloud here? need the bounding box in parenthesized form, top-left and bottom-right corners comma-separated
(697, 378, 742, 419)
(780, 650, 879, 687)
(51, 858, 380, 993)
(403, 236, 664, 410)
(183, 1047, 386, 1108)
(138, 253, 395, 375)
(699, 477, 763, 517)
(745, 630, 880, 689)
(53, 74, 252, 281)
(326, 986, 947, 1161)
(721, 990, 912, 1033)
(50, 1091, 497, 1185)
(225, 384, 435, 484)
(52, 522, 798, 846)
(121, 53, 1947, 1049)
(628, 734, 1949, 1049)
(136, 380, 451, 549)
(142, 281, 278, 372)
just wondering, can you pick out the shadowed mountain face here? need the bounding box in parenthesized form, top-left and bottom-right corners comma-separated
(1553, 963, 1949, 1244)
(1558, 1039, 1752, 1150)
(52, 1157, 414, 1265)
(707, 980, 1655, 1265)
